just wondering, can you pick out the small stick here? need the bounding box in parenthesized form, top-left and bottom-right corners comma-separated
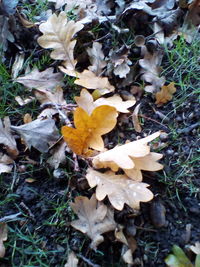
(139, 114, 169, 129)
(20, 202, 35, 221)
(0, 212, 22, 223)
(78, 254, 101, 267)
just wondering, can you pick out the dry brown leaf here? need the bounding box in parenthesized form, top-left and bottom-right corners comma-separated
(15, 67, 63, 91)
(86, 169, 153, 210)
(64, 251, 79, 267)
(155, 82, 176, 106)
(11, 119, 60, 153)
(23, 113, 32, 124)
(62, 106, 118, 155)
(75, 89, 135, 114)
(34, 85, 67, 106)
(38, 12, 84, 70)
(0, 117, 19, 158)
(139, 46, 165, 93)
(47, 139, 67, 169)
(60, 67, 115, 95)
(71, 194, 116, 249)
(132, 103, 142, 133)
(87, 42, 106, 75)
(92, 132, 163, 181)
(186, 0, 200, 26)
(0, 223, 8, 258)
(0, 153, 14, 174)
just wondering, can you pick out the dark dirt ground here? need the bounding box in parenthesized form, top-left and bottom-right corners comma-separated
(0, 1, 200, 267)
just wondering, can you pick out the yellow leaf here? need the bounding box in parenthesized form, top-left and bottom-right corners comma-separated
(75, 89, 135, 115)
(86, 169, 154, 210)
(37, 12, 83, 70)
(71, 194, 116, 249)
(61, 106, 118, 155)
(92, 132, 163, 181)
(155, 82, 176, 106)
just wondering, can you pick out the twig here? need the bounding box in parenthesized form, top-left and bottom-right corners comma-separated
(0, 212, 22, 223)
(19, 202, 35, 221)
(78, 254, 101, 267)
(139, 114, 169, 129)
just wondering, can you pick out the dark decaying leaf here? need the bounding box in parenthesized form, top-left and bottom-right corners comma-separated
(0, 0, 19, 15)
(0, 16, 14, 52)
(11, 119, 60, 153)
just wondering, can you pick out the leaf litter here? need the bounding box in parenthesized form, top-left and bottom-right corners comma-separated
(1, 0, 200, 266)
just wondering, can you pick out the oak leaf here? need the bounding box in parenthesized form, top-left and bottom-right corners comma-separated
(75, 89, 135, 115)
(37, 12, 84, 70)
(0, 117, 19, 158)
(11, 119, 59, 153)
(92, 132, 163, 181)
(15, 67, 64, 91)
(59, 67, 115, 95)
(155, 82, 176, 106)
(87, 42, 106, 75)
(86, 169, 154, 210)
(70, 194, 116, 249)
(62, 106, 118, 155)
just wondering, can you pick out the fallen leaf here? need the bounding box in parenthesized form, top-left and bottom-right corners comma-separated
(186, 0, 200, 26)
(47, 139, 67, 169)
(15, 96, 35, 106)
(11, 119, 60, 153)
(155, 82, 176, 106)
(25, 178, 36, 183)
(75, 89, 135, 114)
(71, 194, 116, 249)
(38, 12, 84, 70)
(87, 42, 106, 75)
(0, 117, 19, 158)
(15, 67, 64, 91)
(11, 53, 25, 79)
(34, 85, 67, 106)
(64, 251, 79, 267)
(0, 153, 13, 174)
(23, 113, 32, 124)
(86, 169, 154, 210)
(48, 0, 68, 9)
(1, 0, 19, 15)
(190, 242, 200, 255)
(0, 223, 8, 258)
(139, 45, 165, 93)
(0, 15, 14, 52)
(62, 105, 118, 155)
(60, 67, 115, 95)
(123, 249, 133, 264)
(92, 132, 163, 181)
(132, 103, 142, 133)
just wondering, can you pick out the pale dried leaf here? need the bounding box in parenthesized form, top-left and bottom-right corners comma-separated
(122, 249, 133, 264)
(86, 169, 154, 210)
(15, 96, 35, 106)
(38, 12, 84, 70)
(92, 132, 160, 171)
(75, 89, 135, 114)
(34, 85, 67, 106)
(139, 46, 165, 93)
(0, 223, 8, 258)
(47, 140, 67, 169)
(11, 53, 25, 79)
(64, 251, 79, 267)
(132, 103, 142, 133)
(11, 119, 60, 153)
(190, 242, 200, 255)
(71, 194, 116, 249)
(87, 42, 106, 75)
(0, 153, 13, 174)
(0, 117, 19, 158)
(60, 67, 115, 95)
(15, 68, 63, 91)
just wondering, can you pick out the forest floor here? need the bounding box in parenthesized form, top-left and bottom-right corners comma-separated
(0, 1, 200, 267)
